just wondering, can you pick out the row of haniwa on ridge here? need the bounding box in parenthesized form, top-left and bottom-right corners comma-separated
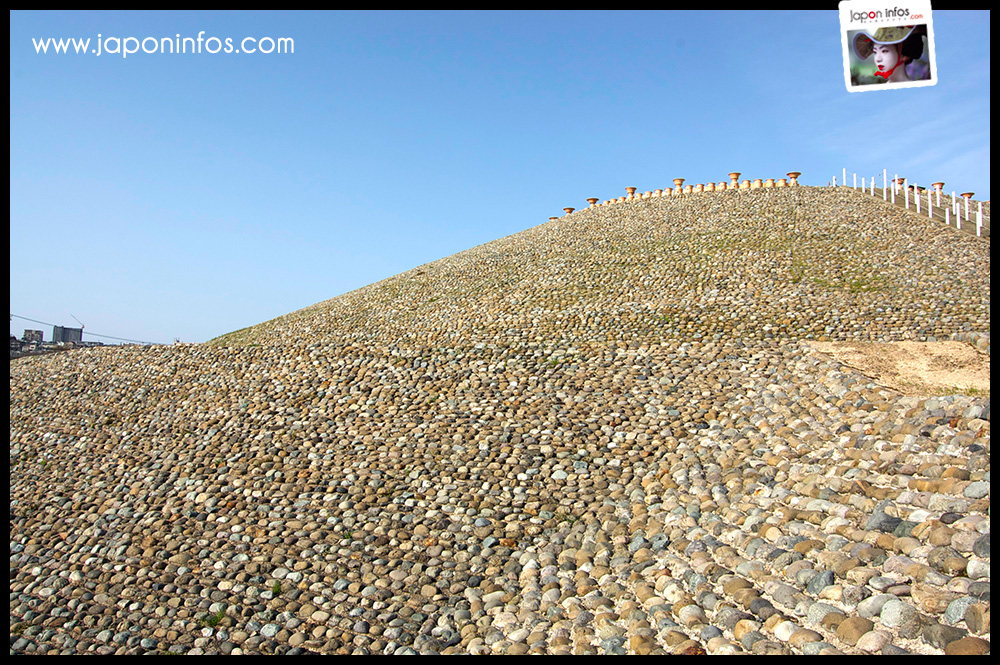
(553, 172, 803, 218)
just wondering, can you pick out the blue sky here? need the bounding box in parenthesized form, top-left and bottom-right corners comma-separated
(10, 10, 991, 345)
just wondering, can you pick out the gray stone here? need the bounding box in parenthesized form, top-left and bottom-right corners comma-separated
(963, 481, 989, 499)
(972, 533, 989, 558)
(805, 570, 835, 595)
(858, 594, 897, 620)
(866, 512, 903, 534)
(879, 600, 924, 639)
(806, 602, 843, 626)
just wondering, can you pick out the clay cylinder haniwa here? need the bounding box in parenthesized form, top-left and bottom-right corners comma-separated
(673, 178, 685, 192)
(740, 180, 751, 189)
(626, 186, 637, 200)
(787, 171, 801, 186)
(586, 197, 599, 208)
(752, 179, 763, 189)
(563, 207, 575, 215)
(776, 178, 787, 187)
(729, 172, 741, 187)
(764, 178, 775, 188)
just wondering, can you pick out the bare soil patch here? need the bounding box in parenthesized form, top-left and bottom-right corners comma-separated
(806, 340, 990, 397)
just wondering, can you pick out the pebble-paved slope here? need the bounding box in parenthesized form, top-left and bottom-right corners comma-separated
(10, 186, 990, 655)
(213, 187, 988, 349)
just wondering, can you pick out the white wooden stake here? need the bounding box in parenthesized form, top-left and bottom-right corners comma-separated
(904, 180, 909, 209)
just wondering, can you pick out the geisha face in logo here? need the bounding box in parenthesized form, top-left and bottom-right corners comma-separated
(851, 25, 928, 85)
(872, 43, 901, 75)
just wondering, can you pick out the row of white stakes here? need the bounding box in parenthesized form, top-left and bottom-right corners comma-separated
(832, 168, 985, 238)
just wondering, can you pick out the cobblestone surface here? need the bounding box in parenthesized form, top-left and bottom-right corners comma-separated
(10, 186, 989, 654)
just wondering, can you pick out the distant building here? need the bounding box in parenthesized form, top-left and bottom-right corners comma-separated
(22, 330, 43, 344)
(53, 326, 83, 344)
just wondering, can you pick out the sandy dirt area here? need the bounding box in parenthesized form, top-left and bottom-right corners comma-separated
(806, 340, 990, 397)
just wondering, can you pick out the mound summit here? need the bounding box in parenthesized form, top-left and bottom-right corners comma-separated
(11, 185, 990, 655)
